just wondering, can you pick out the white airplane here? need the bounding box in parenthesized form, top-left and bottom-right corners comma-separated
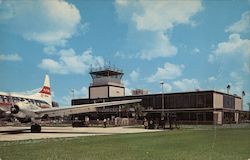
(0, 75, 141, 132)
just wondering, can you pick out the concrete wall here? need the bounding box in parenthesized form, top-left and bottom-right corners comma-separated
(90, 86, 124, 99)
(235, 97, 242, 111)
(213, 93, 223, 109)
(90, 86, 108, 99)
(234, 97, 242, 123)
(235, 112, 239, 124)
(109, 86, 124, 97)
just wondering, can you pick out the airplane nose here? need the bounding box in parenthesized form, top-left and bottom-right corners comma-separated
(10, 105, 19, 114)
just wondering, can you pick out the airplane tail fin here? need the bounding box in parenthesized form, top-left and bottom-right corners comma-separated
(39, 74, 51, 95)
(33, 74, 52, 107)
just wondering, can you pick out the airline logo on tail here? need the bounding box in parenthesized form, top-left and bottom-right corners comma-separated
(39, 86, 51, 95)
(38, 74, 51, 96)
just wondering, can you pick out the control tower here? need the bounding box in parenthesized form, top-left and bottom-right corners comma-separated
(89, 65, 125, 99)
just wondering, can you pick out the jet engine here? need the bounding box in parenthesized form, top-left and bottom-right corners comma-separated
(10, 105, 19, 114)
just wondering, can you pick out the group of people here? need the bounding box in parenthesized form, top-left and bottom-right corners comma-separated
(143, 114, 179, 129)
(103, 114, 178, 129)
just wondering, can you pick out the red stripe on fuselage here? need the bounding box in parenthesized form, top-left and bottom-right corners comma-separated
(40, 105, 50, 109)
(0, 102, 12, 107)
(0, 102, 50, 109)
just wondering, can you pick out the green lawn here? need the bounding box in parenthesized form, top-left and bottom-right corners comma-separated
(0, 128, 250, 160)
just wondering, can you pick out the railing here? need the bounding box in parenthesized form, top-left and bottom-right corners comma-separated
(91, 77, 123, 86)
(90, 65, 123, 73)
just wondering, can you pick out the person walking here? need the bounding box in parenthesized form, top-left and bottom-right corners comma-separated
(103, 118, 107, 128)
(143, 118, 148, 129)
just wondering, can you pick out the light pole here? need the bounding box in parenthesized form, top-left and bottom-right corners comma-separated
(71, 89, 75, 121)
(227, 84, 230, 94)
(71, 89, 75, 99)
(242, 91, 245, 109)
(242, 91, 245, 97)
(160, 81, 164, 121)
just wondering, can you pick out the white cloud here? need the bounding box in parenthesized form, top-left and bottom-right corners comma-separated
(0, 0, 14, 20)
(139, 32, 177, 60)
(0, 0, 82, 46)
(173, 78, 200, 91)
(0, 53, 22, 61)
(129, 1, 203, 31)
(208, 76, 216, 82)
(192, 48, 200, 54)
(122, 79, 130, 87)
(147, 63, 184, 82)
(210, 30, 250, 86)
(129, 69, 140, 81)
(229, 72, 244, 95)
(115, 0, 203, 60)
(38, 48, 104, 75)
(114, 51, 135, 59)
(60, 96, 72, 106)
(219, 9, 250, 110)
(163, 83, 172, 92)
(59, 87, 88, 106)
(208, 54, 215, 63)
(243, 62, 250, 74)
(12, 88, 41, 96)
(214, 34, 250, 56)
(122, 79, 132, 96)
(125, 88, 132, 96)
(10, 87, 55, 98)
(73, 87, 88, 99)
(115, 0, 129, 7)
(230, 71, 239, 80)
(43, 46, 57, 55)
(213, 71, 248, 104)
(225, 11, 250, 33)
(228, 71, 249, 110)
(39, 59, 64, 74)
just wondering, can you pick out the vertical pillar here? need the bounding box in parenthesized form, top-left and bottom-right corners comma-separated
(235, 112, 239, 124)
(213, 111, 222, 125)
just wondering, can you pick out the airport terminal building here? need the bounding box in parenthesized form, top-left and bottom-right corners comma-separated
(72, 66, 244, 125)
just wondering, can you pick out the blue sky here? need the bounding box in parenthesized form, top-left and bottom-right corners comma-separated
(0, 0, 249, 110)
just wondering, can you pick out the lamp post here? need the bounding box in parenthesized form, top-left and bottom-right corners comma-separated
(242, 91, 245, 97)
(227, 85, 230, 94)
(242, 91, 245, 110)
(71, 89, 75, 121)
(160, 81, 164, 121)
(71, 89, 75, 99)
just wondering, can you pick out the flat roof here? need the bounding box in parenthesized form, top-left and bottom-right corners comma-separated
(90, 66, 123, 76)
(138, 90, 242, 98)
(90, 69, 124, 76)
(73, 90, 242, 101)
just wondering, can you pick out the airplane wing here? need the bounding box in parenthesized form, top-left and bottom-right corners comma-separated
(34, 99, 141, 118)
(0, 106, 10, 113)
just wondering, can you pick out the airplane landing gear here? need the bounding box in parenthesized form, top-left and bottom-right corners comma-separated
(31, 124, 41, 133)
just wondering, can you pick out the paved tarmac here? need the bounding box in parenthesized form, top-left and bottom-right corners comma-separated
(0, 126, 161, 141)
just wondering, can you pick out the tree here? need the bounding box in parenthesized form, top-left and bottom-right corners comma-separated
(134, 103, 145, 120)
